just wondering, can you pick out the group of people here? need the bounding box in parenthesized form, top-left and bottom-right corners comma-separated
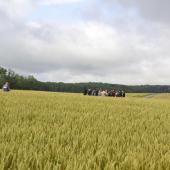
(83, 88, 126, 97)
(2, 82, 10, 92)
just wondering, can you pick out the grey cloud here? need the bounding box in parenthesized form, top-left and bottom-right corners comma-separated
(1, 20, 170, 84)
(1, 0, 170, 84)
(135, 0, 170, 23)
(103, 0, 170, 23)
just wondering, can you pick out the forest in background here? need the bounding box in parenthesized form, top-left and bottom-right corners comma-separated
(1, 66, 170, 93)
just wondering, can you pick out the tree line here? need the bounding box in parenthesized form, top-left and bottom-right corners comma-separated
(1, 66, 170, 93)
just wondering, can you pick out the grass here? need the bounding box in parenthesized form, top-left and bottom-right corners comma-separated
(1, 90, 170, 170)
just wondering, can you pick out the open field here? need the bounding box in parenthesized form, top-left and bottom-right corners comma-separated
(1, 91, 170, 170)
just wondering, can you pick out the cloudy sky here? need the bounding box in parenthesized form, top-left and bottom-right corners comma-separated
(0, 0, 170, 85)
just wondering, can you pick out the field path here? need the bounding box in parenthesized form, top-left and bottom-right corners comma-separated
(145, 93, 159, 98)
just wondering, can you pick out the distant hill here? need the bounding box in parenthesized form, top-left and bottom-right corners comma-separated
(1, 66, 170, 93)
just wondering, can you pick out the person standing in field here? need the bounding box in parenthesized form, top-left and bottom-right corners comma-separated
(92, 89, 96, 96)
(2, 82, 10, 92)
(95, 89, 99, 96)
(108, 90, 112, 96)
(101, 90, 108, 96)
(122, 90, 126, 97)
(118, 90, 122, 97)
(87, 88, 92, 96)
(112, 90, 116, 97)
(98, 89, 102, 96)
(115, 91, 119, 97)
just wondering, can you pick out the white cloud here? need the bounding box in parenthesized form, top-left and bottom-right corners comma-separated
(1, 18, 170, 84)
(0, 0, 35, 18)
(1, 0, 170, 84)
(39, 0, 82, 6)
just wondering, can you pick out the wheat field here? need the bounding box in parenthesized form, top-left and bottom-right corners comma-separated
(0, 90, 170, 170)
